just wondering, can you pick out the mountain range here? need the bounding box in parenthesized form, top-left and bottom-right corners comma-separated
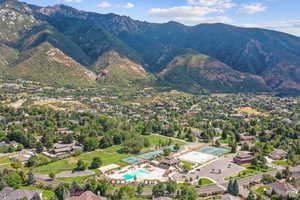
(1, 0, 300, 95)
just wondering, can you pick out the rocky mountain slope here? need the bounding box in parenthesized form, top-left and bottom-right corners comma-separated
(0, 0, 300, 94)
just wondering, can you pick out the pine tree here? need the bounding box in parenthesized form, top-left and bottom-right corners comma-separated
(247, 191, 255, 200)
(27, 171, 35, 185)
(227, 180, 233, 194)
(232, 179, 239, 196)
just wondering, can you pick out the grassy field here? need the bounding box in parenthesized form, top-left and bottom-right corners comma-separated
(21, 186, 55, 199)
(225, 165, 275, 180)
(198, 178, 214, 186)
(33, 135, 182, 175)
(0, 155, 13, 168)
(144, 135, 186, 145)
(33, 145, 132, 174)
(272, 160, 291, 167)
(235, 107, 267, 116)
(255, 186, 268, 195)
(56, 175, 93, 184)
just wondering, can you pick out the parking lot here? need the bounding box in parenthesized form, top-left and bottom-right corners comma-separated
(193, 154, 245, 184)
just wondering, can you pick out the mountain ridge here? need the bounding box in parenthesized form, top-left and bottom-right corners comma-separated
(0, 0, 300, 94)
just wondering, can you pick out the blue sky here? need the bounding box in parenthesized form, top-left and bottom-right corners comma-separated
(22, 0, 300, 36)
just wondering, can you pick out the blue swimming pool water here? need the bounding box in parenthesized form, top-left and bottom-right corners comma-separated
(122, 169, 150, 180)
(197, 146, 229, 156)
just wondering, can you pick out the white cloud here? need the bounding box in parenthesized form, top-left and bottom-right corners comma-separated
(64, 0, 83, 3)
(97, 1, 111, 8)
(242, 20, 300, 37)
(176, 16, 233, 24)
(121, 2, 135, 9)
(149, 0, 235, 25)
(238, 3, 266, 14)
(187, 0, 236, 11)
(149, 6, 218, 18)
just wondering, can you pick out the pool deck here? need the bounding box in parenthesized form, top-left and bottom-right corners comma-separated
(108, 163, 168, 182)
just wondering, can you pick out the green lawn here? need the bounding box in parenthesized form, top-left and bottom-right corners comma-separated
(33, 145, 131, 174)
(0, 155, 12, 168)
(199, 178, 214, 186)
(56, 175, 93, 184)
(21, 186, 55, 199)
(225, 165, 275, 180)
(144, 135, 185, 145)
(33, 135, 182, 175)
(272, 160, 291, 167)
(255, 186, 268, 195)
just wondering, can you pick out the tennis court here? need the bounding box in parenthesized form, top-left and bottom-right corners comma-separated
(138, 151, 162, 159)
(122, 157, 143, 164)
(197, 146, 229, 156)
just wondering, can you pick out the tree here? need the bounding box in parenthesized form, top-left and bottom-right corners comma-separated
(55, 184, 69, 200)
(152, 183, 166, 197)
(163, 148, 172, 157)
(63, 134, 74, 144)
(36, 142, 44, 154)
(262, 174, 276, 184)
(121, 137, 144, 154)
(74, 160, 86, 171)
(136, 183, 144, 195)
(85, 179, 97, 193)
(232, 179, 239, 196)
(97, 179, 111, 196)
(26, 171, 35, 185)
(227, 179, 233, 194)
(5, 171, 23, 189)
(247, 191, 255, 200)
(179, 187, 197, 200)
(70, 181, 82, 194)
(11, 160, 22, 169)
(116, 185, 135, 200)
(89, 157, 102, 169)
(49, 172, 55, 180)
(83, 137, 99, 151)
(166, 181, 177, 194)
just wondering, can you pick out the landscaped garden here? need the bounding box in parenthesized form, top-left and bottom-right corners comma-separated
(198, 178, 214, 186)
(225, 165, 275, 180)
(272, 160, 291, 167)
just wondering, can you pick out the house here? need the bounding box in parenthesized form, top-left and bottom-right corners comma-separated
(291, 172, 300, 186)
(233, 154, 254, 165)
(159, 158, 180, 169)
(51, 143, 83, 158)
(240, 133, 256, 141)
(10, 150, 35, 164)
(67, 191, 106, 200)
(0, 187, 42, 200)
(221, 194, 240, 200)
(266, 182, 298, 199)
(269, 149, 288, 160)
(152, 197, 172, 200)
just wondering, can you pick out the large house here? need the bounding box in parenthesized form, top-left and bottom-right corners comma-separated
(269, 149, 288, 160)
(0, 187, 42, 200)
(233, 154, 254, 165)
(67, 191, 106, 200)
(10, 150, 35, 164)
(266, 182, 298, 199)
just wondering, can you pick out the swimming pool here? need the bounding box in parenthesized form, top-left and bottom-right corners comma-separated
(197, 146, 229, 156)
(122, 169, 150, 180)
